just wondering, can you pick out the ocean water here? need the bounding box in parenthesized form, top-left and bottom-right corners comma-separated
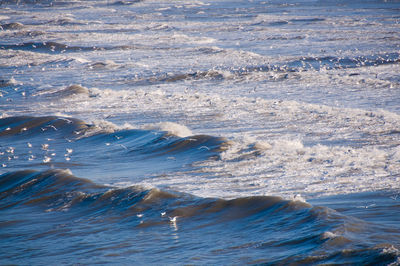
(1, 0, 400, 264)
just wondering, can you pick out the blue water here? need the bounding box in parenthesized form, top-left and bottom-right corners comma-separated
(1, 0, 400, 264)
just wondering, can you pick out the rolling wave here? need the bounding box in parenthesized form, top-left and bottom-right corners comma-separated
(125, 52, 400, 86)
(0, 115, 228, 179)
(0, 41, 138, 54)
(0, 116, 227, 152)
(0, 22, 24, 30)
(245, 52, 400, 73)
(284, 52, 400, 71)
(127, 70, 227, 86)
(0, 115, 89, 137)
(110, 0, 142, 5)
(0, 169, 398, 264)
(1, 169, 295, 217)
(0, 41, 99, 53)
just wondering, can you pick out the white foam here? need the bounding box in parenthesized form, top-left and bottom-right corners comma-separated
(0, 77, 19, 88)
(382, 245, 400, 257)
(3, 0, 399, 201)
(393, 146, 400, 162)
(144, 122, 192, 138)
(91, 120, 134, 133)
(291, 194, 307, 203)
(53, 112, 73, 118)
(388, 258, 400, 266)
(321, 231, 339, 240)
(0, 50, 69, 68)
(71, 119, 135, 140)
(58, 168, 74, 176)
(72, 57, 90, 64)
(132, 129, 400, 199)
(23, 81, 400, 199)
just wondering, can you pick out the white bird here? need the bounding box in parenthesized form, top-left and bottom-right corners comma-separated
(48, 125, 58, 131)
(57, 118, 73, 124)
(169, 216, 178, 222)
(118, 144, 128, 150)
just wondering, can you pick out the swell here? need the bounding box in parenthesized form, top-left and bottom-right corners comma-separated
(126, 52, 400, 86)
(0, 169, 312, 231)
(126, 70, 226, 86)
(0, 169, 291, 216)
(0, 22, 24, 30)
(247, 52, 400, 73)
(0, 116, 228, 177)
(251, 18, 325, 27)
(0, 115, 89, 138)
(110, 0, 143, 5)
(0, 115, 226, 149)
(81, 127, 229, 161)
(0, 169, 398, 264)
(284, 52, 400, 71)
(0, 41, 138, 54)
(0, 41, 98, 54)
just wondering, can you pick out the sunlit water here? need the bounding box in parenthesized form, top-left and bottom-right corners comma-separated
(1, 0, 400, 264)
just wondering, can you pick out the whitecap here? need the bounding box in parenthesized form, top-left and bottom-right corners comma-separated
(144, 122, 193, 138)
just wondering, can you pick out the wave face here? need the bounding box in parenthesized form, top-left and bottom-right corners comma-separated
(1, 169, 399, 265)
(0, 116, 227, 182)
(1, 0, 400, 264)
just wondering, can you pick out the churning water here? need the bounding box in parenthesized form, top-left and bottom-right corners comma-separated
(1, 0, 400, 264)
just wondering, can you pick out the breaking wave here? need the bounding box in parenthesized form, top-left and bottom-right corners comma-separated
(0, 115, 228, 180)
(0, 169, 398, 264)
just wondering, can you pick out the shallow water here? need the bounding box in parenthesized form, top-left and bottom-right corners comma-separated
(1, 0, 400, 264)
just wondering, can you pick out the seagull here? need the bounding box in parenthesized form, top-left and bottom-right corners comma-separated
(118, 144, 128, 150)
(57, 118, 73, 124)
(168, 216, 179, 231)
(169, 216, 178, 222)
(198, 146, 210, 151)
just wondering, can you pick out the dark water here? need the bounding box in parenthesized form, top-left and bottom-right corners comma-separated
(1, 0, 400, 264)
(1, 169, 399, 265)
